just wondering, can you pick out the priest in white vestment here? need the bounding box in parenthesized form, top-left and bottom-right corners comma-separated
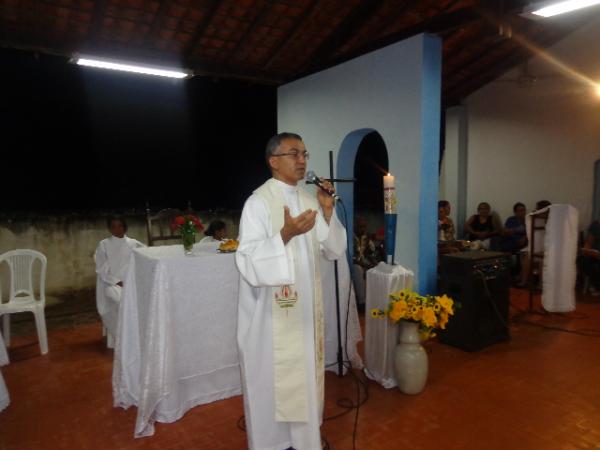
(236, 132, 347, 450)
(95, 216, 145, 347)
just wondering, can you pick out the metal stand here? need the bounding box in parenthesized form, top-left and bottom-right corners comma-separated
(514, 211, 549, 321)
(526, 212, 548, 315)
(327, 151, 354, 377)
(304, 151, 354, 377)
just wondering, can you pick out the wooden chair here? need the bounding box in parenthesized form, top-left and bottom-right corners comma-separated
(145, 201, 194, 246)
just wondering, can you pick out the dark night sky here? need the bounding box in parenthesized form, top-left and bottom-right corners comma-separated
(1, 48, 394, 216)
(1, 48, 276, 212)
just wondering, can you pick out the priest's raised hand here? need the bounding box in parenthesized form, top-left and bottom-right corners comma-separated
(280, 205, 317, 244)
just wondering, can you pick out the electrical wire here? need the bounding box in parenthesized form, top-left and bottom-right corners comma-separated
(473, 269, 510, 329)
(474, 270, 600, 338)
(320, 198, 369, 450)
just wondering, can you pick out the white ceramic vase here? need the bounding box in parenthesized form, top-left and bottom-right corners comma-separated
(393, 320, 428, 394)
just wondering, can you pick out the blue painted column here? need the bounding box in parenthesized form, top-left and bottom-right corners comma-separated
(418, 34, 442, 294)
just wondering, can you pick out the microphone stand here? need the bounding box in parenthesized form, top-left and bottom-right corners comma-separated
(328, 152, 356, 377)
(305, 152, 354, 377)
(328, 151, 345, 378)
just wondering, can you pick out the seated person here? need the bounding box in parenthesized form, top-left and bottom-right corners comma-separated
(500, 202, 528, 253)
(438, 201, 459, 254)
(581, 217, 600, 295)
(95, 215, 145, 345)
(200, 220, 227, 243)
(465, 202, 500, 249)
(438, 200, 456, 241)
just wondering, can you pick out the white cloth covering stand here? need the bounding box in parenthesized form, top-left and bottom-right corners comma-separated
(526, 204, 578, 313)
(364, 262, 414, 388)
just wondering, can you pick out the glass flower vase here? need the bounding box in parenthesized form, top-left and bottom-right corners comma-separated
(181, 230, 195, 255)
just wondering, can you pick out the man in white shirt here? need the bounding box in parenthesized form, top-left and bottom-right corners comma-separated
(95, 216, 145, 346)
(236, 133, 346, 450)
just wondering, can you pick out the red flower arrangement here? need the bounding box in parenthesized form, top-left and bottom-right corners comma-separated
(170, 214, 204, 234)
(172, 214, 204, 254)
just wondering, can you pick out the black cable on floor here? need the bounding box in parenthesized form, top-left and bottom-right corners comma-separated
(323, 360, 370, 421)
(475, 269, 600, 337)
(512, 314, 600, 337)
(337, 199, 369, 450)
(236, 415, 245, 432)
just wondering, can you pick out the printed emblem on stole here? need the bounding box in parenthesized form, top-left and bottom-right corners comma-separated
(274, 285, 298, 309)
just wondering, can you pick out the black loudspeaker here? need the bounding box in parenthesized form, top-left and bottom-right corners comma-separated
(438, 251, 511, 351)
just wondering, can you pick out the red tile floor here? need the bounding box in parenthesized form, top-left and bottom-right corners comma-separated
(1, 289, 599, 450)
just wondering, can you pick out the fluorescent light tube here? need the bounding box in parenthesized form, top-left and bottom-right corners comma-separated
(532, 0, 600, 17)
(75, 57, 191, 79)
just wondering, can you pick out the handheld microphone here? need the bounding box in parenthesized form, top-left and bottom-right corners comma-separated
(306, 170, 340, 200)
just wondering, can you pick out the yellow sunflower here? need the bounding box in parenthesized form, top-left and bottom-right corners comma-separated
(389, 300, 408, 322)
(436, 295, 454, 314)
(410, 306, 422, 321)
(390, 288, 411, 302)
(422, 307, 437, 328)
(439, 311, 449, 329)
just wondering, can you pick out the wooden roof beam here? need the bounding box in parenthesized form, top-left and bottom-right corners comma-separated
(184, 0, 222, 61)
(300, 0, 385, 74)
(142, 0, 170, 46)
(262, 0, 320, 70)
(295, 5, 482, 82)
(90, 0, 108, 44)
(221, 0, 273, 63)
(443, 28, 562, 102)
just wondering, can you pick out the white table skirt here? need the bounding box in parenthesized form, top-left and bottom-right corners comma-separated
(364, 262, 414, 388)
(0, 331, 9, 412)
(112, 244, 242, 437)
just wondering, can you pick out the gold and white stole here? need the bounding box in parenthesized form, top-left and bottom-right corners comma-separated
(254, 178, 325, 423)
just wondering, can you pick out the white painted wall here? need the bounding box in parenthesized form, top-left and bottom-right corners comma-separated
(278, 34, 441, 291)
(443, 16, 600, 232)
(0, 212, 240, 296)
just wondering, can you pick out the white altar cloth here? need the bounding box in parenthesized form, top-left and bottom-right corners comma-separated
(112, 245, 242, 437)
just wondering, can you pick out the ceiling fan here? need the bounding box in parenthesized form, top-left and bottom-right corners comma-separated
(495, 61, 560, 88)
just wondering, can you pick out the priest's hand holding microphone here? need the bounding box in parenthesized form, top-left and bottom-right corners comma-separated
(280, 172, 336, 245)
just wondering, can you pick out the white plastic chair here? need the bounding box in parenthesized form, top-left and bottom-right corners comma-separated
(0, 250, 48, 355)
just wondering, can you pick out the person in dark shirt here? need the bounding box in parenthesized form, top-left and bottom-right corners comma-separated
(500, 202, 528, 253)
(465, 202, 500, 249)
